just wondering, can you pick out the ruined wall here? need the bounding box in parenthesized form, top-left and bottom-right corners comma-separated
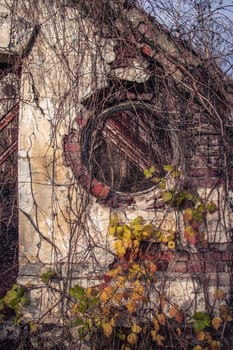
(0, 0, 232, 328)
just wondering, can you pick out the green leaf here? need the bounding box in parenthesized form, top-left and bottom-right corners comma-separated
(0, 299, 5, 311)
(171, 170, 180, 178)
(74, 317, 84, 326)
(193, 320, 205, 333)
(69, 285, 85, 300)
(149, 166, 156, 173)
(206, 201, 217, 214)
(20, 296, 29, 306)
(131, 216, 143, 225)
(162, 191, 173, 203)
(176, 191, 186, 207)
(203, 313, 211, 326)
(193, 311, 205, 320)
(196, 204, 206, 214)
(144, 169, 152, 179)
(151, 177, 160, 183)
(109, 226, 116, 235)
(158, 180, 166, 189)
(4, 290, 19, 308)
(110, 213, 119, 226)
(185, 193, 193, 201)
(77, 301, 88, 313)
(163, 164, 174, 172)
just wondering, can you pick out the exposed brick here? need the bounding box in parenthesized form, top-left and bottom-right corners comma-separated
(221, 251, 233, 261)
(157, 260, 168, 271)
(188, 260, 203, 273)
(173, 251, 189, 261)
(210, 243, 228, 251)
(205, 261, 217, 273)
(168, 261, 187, 273)
(78, 174, 92, 188)
(156, 251, 174, 261)
(64, 142, 79, 153)
(92, 183, 107, 197)
(205, 251, 221, 261)
(218, 273, 231, 286)
(98, 186, 110, 200)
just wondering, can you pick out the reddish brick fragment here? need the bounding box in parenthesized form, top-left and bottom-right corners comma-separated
(141, 44, 155, 57)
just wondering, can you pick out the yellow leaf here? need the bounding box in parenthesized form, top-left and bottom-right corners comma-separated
(109, 226, 116, 235)
(196, 331, 205, 341)
(104, 285, 113, 294)
(163, 164, 174, 172)
(102, 322, 113, 337)
(127, 333, 138, 345)
(151, 331, 164, 345)
(131, 322, 142, 334)
(214, 289, 225, 300)
(148, 262, 157, 273)
(211, 316, 222, 330)
(193, 346, 203, 350)
(126, 300, 136, 313)
(183, 208, 193, 222)
(100, 291, 108, 303)
(131, 292, 143, 302)
(110, 317, 115, 327)
(123, 229, 132, 240)
(153, 318, 160, 332)
(210, 340, 221, 350)
(110, 213, 119, 226)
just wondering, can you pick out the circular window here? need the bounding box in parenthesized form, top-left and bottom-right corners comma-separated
(82, 101, 173, 194)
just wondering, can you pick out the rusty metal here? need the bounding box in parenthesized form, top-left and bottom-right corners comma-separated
(0, 140, 17, 166)
(0, 104, 19, 132)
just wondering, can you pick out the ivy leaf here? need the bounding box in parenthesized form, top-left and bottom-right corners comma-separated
(162, 191, 173, 203)
(212, 316, 222, 330)
(193, 319, 206, 333)
(69, 285, 85, 300)
(210, 340, 221, 350)
(102, 322, 113, 338)
(206, 201, 217, 214)
(184, 226, 199, 245)
(144, 169, 153, 179)
(163, 164, 174, 172)
(151, 331, 165, 346)
(131, 322, 142, 334)
(127, 333, 138, 345)
(169, 307, 183, 323)
(109, 226, 116, 235)
(196, 330, 205, 341)
(110, 213, 119, 226)
(183, 208, 193, 222)
(149, 166, 156, 174)
(214, 289, 225, 300)
(151, 177, 161, 183)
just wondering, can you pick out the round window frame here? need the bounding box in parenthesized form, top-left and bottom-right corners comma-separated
(64, 100, 179, 208)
